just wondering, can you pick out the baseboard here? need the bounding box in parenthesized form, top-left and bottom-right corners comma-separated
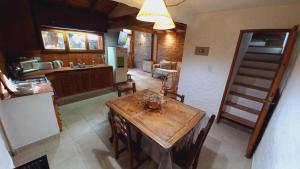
(56, 87, 115, 105)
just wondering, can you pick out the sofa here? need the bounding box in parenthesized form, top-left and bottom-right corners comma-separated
(152, 60, 181, 77)
(152, 60, 181, 91)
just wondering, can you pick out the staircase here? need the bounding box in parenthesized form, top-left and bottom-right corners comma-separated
(218, 47, 282, 128)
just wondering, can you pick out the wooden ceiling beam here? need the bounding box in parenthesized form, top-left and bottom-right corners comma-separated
(64, 0, 69, 8)
(109, 14, 153, 29)
(107, 3, 118, 14)
(89, 0, 99, 12)
(109, 14, 187, 33)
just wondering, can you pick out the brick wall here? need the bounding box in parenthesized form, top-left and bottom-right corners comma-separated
(157, 32, 186, 63)
(133, 31, 186, 68)
(134, 31, 152, 69)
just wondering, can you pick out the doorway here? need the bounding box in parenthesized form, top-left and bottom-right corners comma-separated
(216, 25, 298, 157)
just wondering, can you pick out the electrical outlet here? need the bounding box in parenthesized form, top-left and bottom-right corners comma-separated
(195, 47, 210, 56)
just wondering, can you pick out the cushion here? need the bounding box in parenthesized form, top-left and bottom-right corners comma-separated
(171, 62, 177, 70)
(160, 60, 172, 70)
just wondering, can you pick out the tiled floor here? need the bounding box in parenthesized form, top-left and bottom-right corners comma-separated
(13, 68, 252, 169)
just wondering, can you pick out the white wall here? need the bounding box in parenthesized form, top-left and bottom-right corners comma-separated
(1, 93, 59, 149)
(252, 44, 300, 169)
(177, 4, 300, 169)
(178, 4, 300, 116)
(0, 103, 14, 169)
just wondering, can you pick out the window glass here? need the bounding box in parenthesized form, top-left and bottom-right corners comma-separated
(67, 32, 86, 50)
(87, 34, 100, 50)
(41, 31, 65, 50)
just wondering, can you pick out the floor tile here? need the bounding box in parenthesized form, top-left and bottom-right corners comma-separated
(51, 154, 87, 169)
(46, 141, 79, 167)
(13, 69, 252, 169)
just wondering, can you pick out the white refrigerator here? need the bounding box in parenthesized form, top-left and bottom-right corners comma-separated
(107, 47, 128, 83)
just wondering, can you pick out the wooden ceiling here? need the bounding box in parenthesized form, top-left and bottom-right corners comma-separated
(37, 0, 187, 33)
(109, 14, 187, 33)
(40, 0, 119, 15)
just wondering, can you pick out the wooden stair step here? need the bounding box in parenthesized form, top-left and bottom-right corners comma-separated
(240, 65, 278, 72)
(221, 112, 256, 128)
(225, 101, 260, 115)
(234, 82, 269, 92)
(229, 91, 264, 103)
(246, 51, 282, 56)
(237, 72, 274, 80)
(243, 58, 280, 64)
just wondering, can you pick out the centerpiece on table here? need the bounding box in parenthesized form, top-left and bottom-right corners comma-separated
(143, 94, 162, 110)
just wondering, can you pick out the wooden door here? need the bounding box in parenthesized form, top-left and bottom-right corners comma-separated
(246, 25, 298, 157)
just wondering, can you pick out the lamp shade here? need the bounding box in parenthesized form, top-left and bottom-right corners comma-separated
(153, 20, 176, 30)
(136, 0, 173, 23)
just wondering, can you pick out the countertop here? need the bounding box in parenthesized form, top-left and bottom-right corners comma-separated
(1, 83, 54, 100)
(22, 64, 112, 79)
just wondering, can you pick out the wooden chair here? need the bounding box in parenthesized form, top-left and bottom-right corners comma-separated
(109, 82, 136, 143)
(164, 89, 185, 103)
(0, 70, 17, 97)
(172, 115, 215, 169)
(116, 82, 136, 97)
(110, 110, 135, 169)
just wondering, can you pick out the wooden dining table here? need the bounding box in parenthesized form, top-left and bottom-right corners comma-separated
(106, 89, 206, 168)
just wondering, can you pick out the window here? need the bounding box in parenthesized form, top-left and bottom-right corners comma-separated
(41, 28, 104, 52)
(41, 30, 65, 50)
(67, 32, 86, 50)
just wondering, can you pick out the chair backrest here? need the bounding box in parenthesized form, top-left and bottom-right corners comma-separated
(164, 90, 185, 103)
(111, 111, 131, 138)
(0, 70, 16, 95)
(186, 115, 215, 169)
(116, 82, 136, 97)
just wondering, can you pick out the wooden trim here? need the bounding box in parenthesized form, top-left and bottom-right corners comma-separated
(151, 33, 154, 61)
(246, 25, 299, 158)
(237, 72, 274, 80)
(131, 31, 135, 68)
(234, 82, 270, 92)
(40, 27, 105, 52)
(225, 101, 260, 115)
(230, 91, 264, 103)
(240, 65, 278, 72)
(246, 51, 282, 56)
(52, 96, 62, 131)
(216, 31, 244, 122)
(221, 112, 255, 128)
(41, 25, 104, 34)
(243, 58, 280, 64)
(241, 29, 291, 33)
(41, 49, 105, 54)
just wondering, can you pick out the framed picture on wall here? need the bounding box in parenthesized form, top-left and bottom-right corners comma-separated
(67, 32, 86, 50)
(87, 33, 103, 50)
(41, 30, 65, 50)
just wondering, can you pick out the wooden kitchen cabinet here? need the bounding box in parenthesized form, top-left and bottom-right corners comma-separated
(46, 66, 113, 98)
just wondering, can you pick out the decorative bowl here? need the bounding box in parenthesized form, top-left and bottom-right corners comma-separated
(143, 94, 161, 110)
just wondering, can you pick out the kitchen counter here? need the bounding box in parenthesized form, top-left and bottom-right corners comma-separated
(1, 77, 54, 100)
(22, 64, 112, 79)
(22, 64, 114, 99)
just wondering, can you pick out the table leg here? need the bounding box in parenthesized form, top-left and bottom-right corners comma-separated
(108, 110, 114, 143)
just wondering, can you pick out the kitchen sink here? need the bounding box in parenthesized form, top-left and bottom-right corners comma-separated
(71, 64, 96, 69)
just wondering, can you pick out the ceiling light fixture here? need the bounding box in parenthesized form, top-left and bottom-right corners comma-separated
(153, 20, 175, 30)
(136, 0, 174, 29)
